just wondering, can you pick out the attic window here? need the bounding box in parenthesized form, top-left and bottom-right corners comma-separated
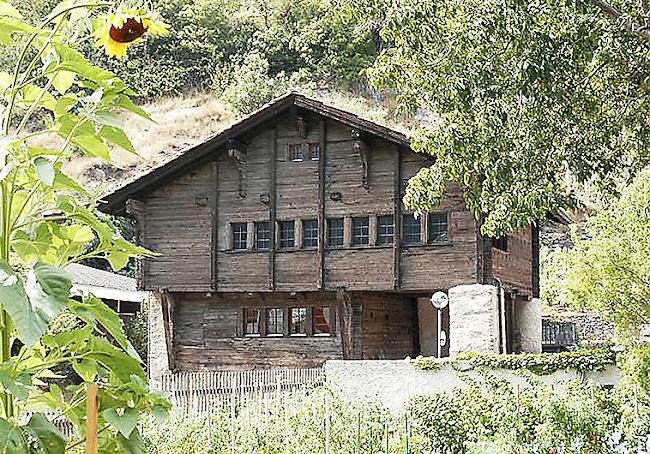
(232, 223, 247, 250)
(494, 236, 508, 252)
(288, 142, 320, 161)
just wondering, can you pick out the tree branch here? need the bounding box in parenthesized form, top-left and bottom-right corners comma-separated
(591, 0, 650, 42)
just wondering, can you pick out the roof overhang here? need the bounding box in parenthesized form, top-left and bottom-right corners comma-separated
(99, 92, 411, 216)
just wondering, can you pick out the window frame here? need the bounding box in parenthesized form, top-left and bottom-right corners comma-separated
(289, 307, 308, 337)
(243, 308, 261, 337)
(327, 218, 344, 248)
(231, 222, 248, 250)
(377, 215, 394, 245)
(255, 221, 271, 250)
(278, 220, 295, 249)
(266, 307, 284, 337)
(301, 219, 318, 249)
(402, 214, 422, 245)
(494, 236, 508, 252)
(312, 305, 332, 337)
(352, 217, 370, 246)
(287, 143, 307, 162)
(309, 143, 320, 161)
(428, 212, 449, 244)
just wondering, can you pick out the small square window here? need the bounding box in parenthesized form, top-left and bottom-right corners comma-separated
(288, 143, 307, 162)
(494, 236, 508, 252)
(377, 215, 394, 245)
(309, 143, 320, 160)
(352, 217, 369, 246)
(290, 307, 307, 336)
(429, 213, 449, 243)
(313, 306, 331, 336)
(328, 218, 344, 247)
(255, 222, 270, 249)
(244, 309, 260, 336)
(266, 308, 284, 336)
(279, 221, 295, 249)
(402, 215, 421, 245)
(302, 220, 318, 248)
(232, 223, 247, 250)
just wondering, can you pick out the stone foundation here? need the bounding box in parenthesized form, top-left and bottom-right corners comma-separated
(448, 284, 500, 355)
(147, 291, 170, 386)
(515, 297, 542, 353)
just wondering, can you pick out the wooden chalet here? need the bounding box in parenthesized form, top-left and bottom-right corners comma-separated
(101, 93, 540, 370)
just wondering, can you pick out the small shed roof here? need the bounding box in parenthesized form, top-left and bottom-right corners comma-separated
(65, 263, 143, 302)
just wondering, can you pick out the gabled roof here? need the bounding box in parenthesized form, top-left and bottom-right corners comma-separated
(100, 92, 411, 215)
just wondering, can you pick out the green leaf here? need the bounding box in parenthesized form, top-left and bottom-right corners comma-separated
(100, 126, 135, 153)
(0, 370, 31, 401)
(68, 297, 130, 353)
(72, 134, 111, 161)
(34, 157, 55, 187)
(103, 408, 138, 438)
(50, 70, 75, 95)
(34, 263, 71, 305)
(115, 94, 152, 121)
(90, 110, 123, 129)
(0, 418, 26, 454)
(0, 1, 21, 18)
(52, 43, 116, 88)
(107, 250, 129, 271)
(72, 359, 96, 382)
(115, 427, 146, 454)
(25, 413, 66, 453)
(86, 335, 144, 381)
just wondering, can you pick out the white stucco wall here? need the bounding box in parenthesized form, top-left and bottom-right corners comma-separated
(449, 284, 500, 355)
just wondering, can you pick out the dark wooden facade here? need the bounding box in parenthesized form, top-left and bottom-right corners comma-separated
(103, 94, 538, 370)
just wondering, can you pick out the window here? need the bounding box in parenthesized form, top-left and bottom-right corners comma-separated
(377, 215, 394, 245)
(232, 223, 247, 250)
(352, 217, 370, 246)
(244, 309, 261, 336)
(428, 213, 449, 243)
(290, 307, 307, 336)
(402, 214, 421, 245)
(279, 221, 295, 249)
(328, 218, 344, 247)
(494, 236, 508, 252)
(313, 306, 331, 335)
(309, 143, 320, 160)
(266, 308, 284, 336)
(288, 143, 307, 161)
(255, 222, 270, 250)
(302, 220, 318, 248)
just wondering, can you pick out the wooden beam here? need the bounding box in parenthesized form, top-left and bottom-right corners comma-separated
(351, 129, 370, 190)
(475, 217, 492, 285)
(227, 138, 247, 198)
(125, 199, 146, 291)
(531, 224, 540, 298)
(210, 161, 218, 291)
(85, 383, 98, 454)
(393, 149, 402, 289)
(317, 118, 326, 289)
(269, 127, 277, 290)
(336, 288, 354, 359)
(161, 291, 176, 371)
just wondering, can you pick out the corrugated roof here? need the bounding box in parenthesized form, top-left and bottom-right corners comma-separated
(65, 263, 137, 292)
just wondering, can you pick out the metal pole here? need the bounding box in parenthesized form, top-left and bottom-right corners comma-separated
(437, 308, 442, 359)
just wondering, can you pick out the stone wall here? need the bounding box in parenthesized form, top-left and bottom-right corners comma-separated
(147, 291, 170, 387)
(449, 284, 500, 354)
(515, 297, 542, 353)
(325, 359, 620, 411)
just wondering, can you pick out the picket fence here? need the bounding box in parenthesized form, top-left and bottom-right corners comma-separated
(156, 367, 325, 414)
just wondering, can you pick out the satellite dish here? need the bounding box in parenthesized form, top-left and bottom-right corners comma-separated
(430, 291, 449, 309)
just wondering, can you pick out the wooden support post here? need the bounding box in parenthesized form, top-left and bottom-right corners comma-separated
(393, 148, 402, 289)
(210, 160, 219, 291)
(269, 127, 277, 290)
(86, 383, 98, 454)
(317, 118, 326, 289)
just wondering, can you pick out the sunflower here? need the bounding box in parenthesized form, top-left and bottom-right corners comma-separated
(94, 7, 169, 59)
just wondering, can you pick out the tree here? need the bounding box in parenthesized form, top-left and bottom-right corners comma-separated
(0, 1, 169, 451)
(543, 168, 650, 336)
(349, 0, 650, 236)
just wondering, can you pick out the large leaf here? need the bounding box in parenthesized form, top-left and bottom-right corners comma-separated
(115, 428, 146, 454)
(34, 158, 55, 187)
(33, 263, 71, 306)
(52, 43, 117, 88)
(86, 336, 144, 381)
(25, 413, 66, 453)
(100, 126, 135, 153)
(0, 1, 21, 18)
(0, 370, 31, 401)
(71, 134, 111, 161)
(68, 297, 133, 355)
(0, 418, 26, 454)
(103, 408, 138, 438)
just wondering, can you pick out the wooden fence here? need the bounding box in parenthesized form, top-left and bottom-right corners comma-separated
(156, 367, 325, 414)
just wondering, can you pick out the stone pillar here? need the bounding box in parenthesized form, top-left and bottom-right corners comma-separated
(514, 297, 542, 353)
(448, 284, 500, 355)
(147, 291, 171, 388)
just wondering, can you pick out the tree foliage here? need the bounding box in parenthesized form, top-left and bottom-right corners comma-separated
(542, 168, 650, 336)
(349, 0, 650, 236)
(0, 1, 169, 451)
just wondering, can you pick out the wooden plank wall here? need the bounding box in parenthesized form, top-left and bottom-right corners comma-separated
(143, 165, 212, 291)
(492, 227, 534, 296)
(141, 109, 480, 293)
(361, 294, 418, 359)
